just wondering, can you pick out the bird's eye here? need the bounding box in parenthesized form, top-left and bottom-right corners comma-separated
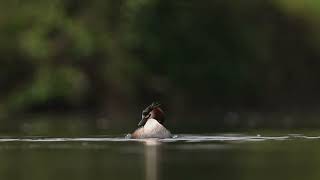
(142, 111, 149, 116)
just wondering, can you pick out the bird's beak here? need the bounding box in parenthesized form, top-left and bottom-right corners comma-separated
(138, 118, 147, 127)
(138, 114, 150, 127)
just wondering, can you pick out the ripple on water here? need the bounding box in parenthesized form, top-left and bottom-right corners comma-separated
(0, 134, 318, 143)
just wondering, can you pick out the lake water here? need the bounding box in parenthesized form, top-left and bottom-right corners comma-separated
(0, 133, 320, 180)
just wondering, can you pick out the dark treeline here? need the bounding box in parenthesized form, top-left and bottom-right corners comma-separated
(0, 0, 320, 131)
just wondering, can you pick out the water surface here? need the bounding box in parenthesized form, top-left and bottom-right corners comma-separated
(0, 133, 320, 180)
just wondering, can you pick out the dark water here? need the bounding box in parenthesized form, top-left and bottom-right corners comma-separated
(0, 133, 320, 180)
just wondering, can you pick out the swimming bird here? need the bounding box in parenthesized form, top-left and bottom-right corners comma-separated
(130, 102, 172, 139)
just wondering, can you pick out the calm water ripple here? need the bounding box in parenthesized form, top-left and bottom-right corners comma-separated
(0, 134, 318, 143)
(0, 133, 318, 180)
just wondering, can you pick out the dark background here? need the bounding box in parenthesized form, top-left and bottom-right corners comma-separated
(1, 0, 320, 135)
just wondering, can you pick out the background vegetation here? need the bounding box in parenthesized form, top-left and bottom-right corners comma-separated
(1, 0, 320, 134)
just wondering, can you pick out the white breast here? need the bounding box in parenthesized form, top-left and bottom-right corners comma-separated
(143, 119, 172, 138)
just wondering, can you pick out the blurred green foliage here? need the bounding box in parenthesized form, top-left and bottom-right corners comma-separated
(0, 0, 320, 127)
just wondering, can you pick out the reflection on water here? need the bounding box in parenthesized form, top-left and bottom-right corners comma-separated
(0, 134, 319, 180)
(144, 140, 161, 180)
